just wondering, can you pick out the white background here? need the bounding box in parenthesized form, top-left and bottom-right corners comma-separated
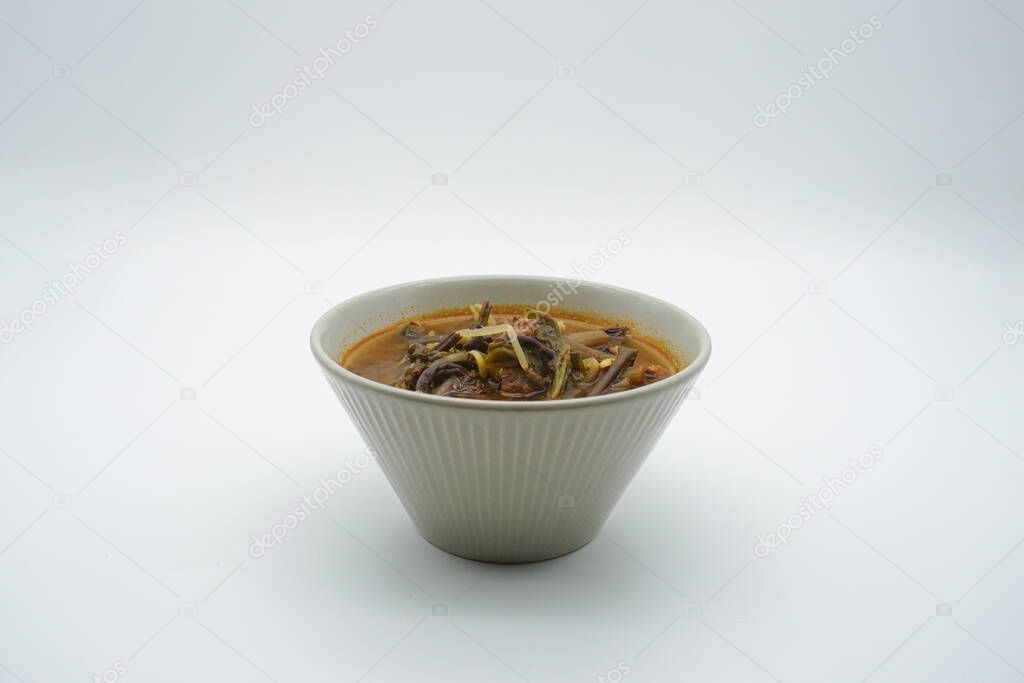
(2, 1, 1023, 681)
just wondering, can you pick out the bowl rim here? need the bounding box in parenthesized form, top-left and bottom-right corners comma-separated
(310, 274, 711, 412)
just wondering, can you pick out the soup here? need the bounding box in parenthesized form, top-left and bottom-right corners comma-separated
(341, 302, 683, 401)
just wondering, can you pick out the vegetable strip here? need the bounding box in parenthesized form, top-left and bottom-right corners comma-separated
(587, 347, 638, 396)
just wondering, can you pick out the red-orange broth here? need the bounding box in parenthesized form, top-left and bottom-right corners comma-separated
(341, 304, 683, 401)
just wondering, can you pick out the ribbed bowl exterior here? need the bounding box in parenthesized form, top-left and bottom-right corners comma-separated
(322, 369, 700, 562)
(312, 275, 710, 563)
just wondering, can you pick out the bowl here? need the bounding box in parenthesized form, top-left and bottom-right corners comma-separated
(311, 275, 711, 562)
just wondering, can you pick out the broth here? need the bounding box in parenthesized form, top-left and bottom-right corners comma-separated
(341, 303, 683, 401)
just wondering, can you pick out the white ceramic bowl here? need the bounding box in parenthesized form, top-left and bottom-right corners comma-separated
(311, 275, 711, 562)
